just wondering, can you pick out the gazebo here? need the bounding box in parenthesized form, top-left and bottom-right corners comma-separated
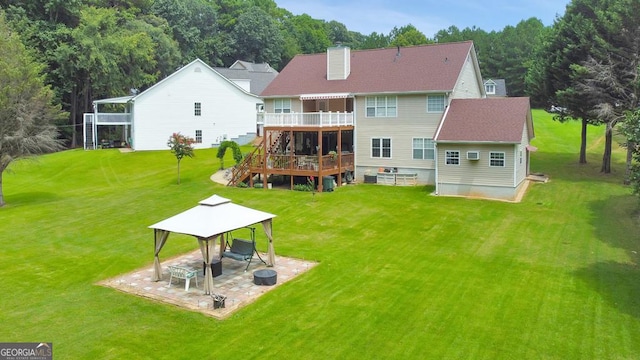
(148, 195, 276, 294)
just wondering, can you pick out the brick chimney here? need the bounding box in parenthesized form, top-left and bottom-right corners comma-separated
(327, 45, 350, 80)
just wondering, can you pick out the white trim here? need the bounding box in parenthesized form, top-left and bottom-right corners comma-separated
(136, 59, 260, 102)
(489, 151, 506, 167)
(434, 142, 439, 194)
(433, 104, 452, 141)
(353, 97, 358, 169)
(365, 96, 397, 118)
(93, 96, 134, 105)
(513, 144, 518, 186)
(466, 151, 480, 160)
(445, 150, 460, 165)
(371, 137, 392, 159)
(427, 94, 446, 113)
(412, 137, 435, 160)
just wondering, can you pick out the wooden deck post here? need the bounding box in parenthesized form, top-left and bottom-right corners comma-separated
(317, 128, 323, 192)
(337, 129, 343, 185)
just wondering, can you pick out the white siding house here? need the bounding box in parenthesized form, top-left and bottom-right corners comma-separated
(85, 59, 264, 151)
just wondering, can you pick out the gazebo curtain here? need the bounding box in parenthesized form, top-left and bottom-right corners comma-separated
(152, 229, 170, 281)
(198, 235, 219, 295)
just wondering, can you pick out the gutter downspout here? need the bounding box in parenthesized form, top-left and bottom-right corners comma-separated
(513, 144, 518, 188)
(353, 96, 357, 179)
(434, 142, 439, 195)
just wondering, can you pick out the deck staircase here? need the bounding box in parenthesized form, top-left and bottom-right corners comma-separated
(227, 130, 287, 186)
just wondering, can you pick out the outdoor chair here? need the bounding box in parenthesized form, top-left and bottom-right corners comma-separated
(167, 265, 198, 291)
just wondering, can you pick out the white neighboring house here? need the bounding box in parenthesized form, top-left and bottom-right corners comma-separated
(84, 58, 264, 151)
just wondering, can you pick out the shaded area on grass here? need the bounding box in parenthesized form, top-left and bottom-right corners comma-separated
(573, 261, 640, 319)
(5, 191, 60, 206)
(572, 194, 640, 319)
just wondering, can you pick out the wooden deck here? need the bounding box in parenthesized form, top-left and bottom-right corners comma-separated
(229, 123, 355, 191)
(247, 153, 354, 190)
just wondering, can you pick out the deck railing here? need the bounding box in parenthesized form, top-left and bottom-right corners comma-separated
(91, 113, 131, 124)
(262, 153, 354, 171)
(263, 112, 353, 127)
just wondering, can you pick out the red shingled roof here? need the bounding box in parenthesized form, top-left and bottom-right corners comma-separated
(261, 41, 475, 96)
(435, 97, 532, 143)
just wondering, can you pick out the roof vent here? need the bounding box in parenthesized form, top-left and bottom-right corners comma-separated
(394, 45, 402, 62)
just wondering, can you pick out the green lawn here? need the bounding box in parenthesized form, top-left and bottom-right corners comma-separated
(1, 110, 639, 359)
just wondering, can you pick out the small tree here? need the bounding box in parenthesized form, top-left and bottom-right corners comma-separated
(167, 132, 194, 184)
(216, 140, 242, 170)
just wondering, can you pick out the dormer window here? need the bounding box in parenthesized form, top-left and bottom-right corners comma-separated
(484, 80, 496, 95)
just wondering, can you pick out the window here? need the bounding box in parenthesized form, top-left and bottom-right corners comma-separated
(519, 150, 523, 164)
(194, 102, 201, 116)
(412, 138, 435, 160)
(274, 99, 291, 113)
(372, 138, 391, 158)
(427, 95, 446, 112)
(195, 130, 202, 144)
(485, 83, 496, 94)
(445, 150, 460, 165)
(490, 152, 505, 167)
(366, 96, 397, 117)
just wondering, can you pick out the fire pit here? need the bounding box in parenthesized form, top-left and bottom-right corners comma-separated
(253, 269, 277, 286)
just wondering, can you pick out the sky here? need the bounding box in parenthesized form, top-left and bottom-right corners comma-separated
(275, 0, 570, 37)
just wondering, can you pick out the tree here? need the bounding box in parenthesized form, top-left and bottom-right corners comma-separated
(571, 0, 640, 175)
(216, 140, 242, 170)
(619, 109, 640, 190)
(488, 18, 545, 97)
(230, 6, 283, 66)
(325, 20, 359, 48)
(281, 13, 331, 55)
(167, 132, 194, 184)
(529, 0, 605, 166)
(0, 12, 64, 207)
(544, 0, 640, 173)
(360, 31, 389, 49)
(150, 0, 222, 65)
(389, 24, 430, 47)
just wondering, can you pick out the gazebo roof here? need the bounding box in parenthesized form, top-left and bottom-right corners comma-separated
(148, 195, 276, 239)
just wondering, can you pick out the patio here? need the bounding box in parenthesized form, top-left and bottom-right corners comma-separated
(99, 249, 317, 319)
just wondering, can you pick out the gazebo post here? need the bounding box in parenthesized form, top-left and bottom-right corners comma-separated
(152, 229, 170, 281)
(198, 235, 219, 295)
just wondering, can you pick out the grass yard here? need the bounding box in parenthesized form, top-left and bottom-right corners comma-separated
(1, 109, 639, 359)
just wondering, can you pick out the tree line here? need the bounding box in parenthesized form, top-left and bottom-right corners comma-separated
(0, 0, 546, 148)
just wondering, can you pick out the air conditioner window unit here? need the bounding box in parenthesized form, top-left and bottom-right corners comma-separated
(467, 151, 480, 160)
